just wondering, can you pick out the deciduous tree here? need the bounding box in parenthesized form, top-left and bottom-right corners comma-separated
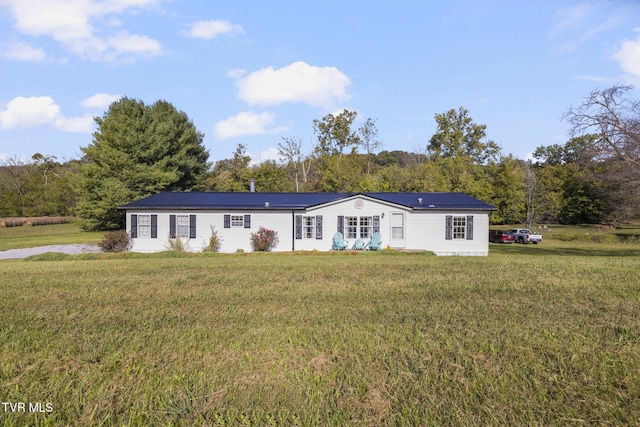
(428, 107, 500, 165)
(206, 143, 251, 192)
(313, 109, 360, 158)
(564, 85, 640, 221)
(277, 137, 312, 192)
(427, 107, 500, 200)
(359, 117, 383, 175)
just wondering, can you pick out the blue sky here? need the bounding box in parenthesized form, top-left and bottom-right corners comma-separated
(1, 0, 639, 165)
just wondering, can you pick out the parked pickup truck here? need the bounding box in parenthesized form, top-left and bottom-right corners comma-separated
(489, 230, 515, 243)
(509, 228, 543, 244)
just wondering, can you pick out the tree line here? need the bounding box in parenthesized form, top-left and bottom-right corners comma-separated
(1, 86, 638, 231)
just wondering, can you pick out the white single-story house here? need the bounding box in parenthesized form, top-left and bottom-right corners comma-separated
(119, 191, 495, 256)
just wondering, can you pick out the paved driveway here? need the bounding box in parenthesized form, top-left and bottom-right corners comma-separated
(0, 244, 101, 260)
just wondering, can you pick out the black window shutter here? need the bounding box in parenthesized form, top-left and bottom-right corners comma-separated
(169, 215, 176, 238)
(466, 215, 474, 240)
(337, 216, 344, 234)
(224, 214, 230, 228)
(244, 214, 251, 229)
(445, 215, 453, 240)
(190, 215, 197, 239)
(316, 215, 323, 240)
(373, 215, 380, 233)
(130, 214, 138, 238)
(151, 215, 158, 238)
(295, 215, 302, 239)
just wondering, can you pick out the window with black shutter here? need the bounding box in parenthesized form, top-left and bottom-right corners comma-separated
(190, 215, 197, 238)
(315, 215, 323, 239)
(295, 215, 302, 239)
(131, 214, 138, 238)
(169, 215, 176, 238)
(151, 215, 157, 238)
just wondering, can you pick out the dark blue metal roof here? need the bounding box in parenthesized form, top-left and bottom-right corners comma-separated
(119, 192, 495, 211)
(365, 192, 495, 210)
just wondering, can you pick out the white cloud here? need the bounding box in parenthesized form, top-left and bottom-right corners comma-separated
(549, 4, 592, 39)
(104, 31, 163, 58)
(248, 147, 280, 166)
(55, 114, 94, 133)
(0, 96, 93, 133)
(1, 0, 163, 62)
(213, 111, 287, 140)
(80, 93, 122, 109)
(184, 20, 244, 39)
(2, 40, 46, 61)
(227, 68, 247, 79)
(549, 4, 620, 54)
(234, 61, 351, 109)
(613, 31, 640, 84)
(575, 75, 615, 84)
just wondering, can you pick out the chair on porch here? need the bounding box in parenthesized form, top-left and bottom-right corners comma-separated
(332, 232, 349, 250)
(352, 238, 367, 250)
(368, 232, 383, 251)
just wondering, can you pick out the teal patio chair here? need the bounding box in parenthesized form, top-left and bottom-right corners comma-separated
(352, 238, 366, 250)
(332, 232, 349, 250)
(368, 232, 383, 250)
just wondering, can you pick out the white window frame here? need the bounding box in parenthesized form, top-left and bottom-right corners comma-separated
(453, 216, 466, 239)
(391, 212, 404, 240)
(345, 216, 372, 239)
(345, 216, 358, 239)
(138, 214, 151, 238)
(230, 215, 244, 228)
(303, 216, 315, 239)
(176, 215, 190, 238)
(359, 216, 372, 239)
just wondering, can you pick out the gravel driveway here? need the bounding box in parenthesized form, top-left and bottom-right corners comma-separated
(0, 244, 101, 260)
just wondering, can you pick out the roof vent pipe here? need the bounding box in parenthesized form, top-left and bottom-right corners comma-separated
(250, 179, 255, 192)
(418, 197, 423, 205)
(265, 202, 270, 208)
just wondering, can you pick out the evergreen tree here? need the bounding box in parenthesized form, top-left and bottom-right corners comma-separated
(76, 98, 209, 230)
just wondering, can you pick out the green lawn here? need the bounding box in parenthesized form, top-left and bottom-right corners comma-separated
(1, 244, 639, 425)
(0, 223, 104, 251)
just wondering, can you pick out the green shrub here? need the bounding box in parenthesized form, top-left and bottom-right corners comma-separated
(250, 227, 279, 252)
(99, 230, 130, 252)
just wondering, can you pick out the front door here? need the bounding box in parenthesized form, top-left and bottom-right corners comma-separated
(390, 212, 405, 248)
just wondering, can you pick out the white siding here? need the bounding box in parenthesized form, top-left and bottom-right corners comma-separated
(127, 209, 293, 253)
(404, 210, 490, 256)
(125, 195, 490, 256)
(293, 196, 403, 251)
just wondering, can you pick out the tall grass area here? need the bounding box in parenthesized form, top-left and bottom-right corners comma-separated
(1, 249, 639, 425)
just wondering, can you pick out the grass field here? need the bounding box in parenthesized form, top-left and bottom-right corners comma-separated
(1, 227, 640, 425)
(0, 223, 104, 252)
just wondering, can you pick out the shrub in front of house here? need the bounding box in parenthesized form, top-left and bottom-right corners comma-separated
(166, 237, 189, 252)
(250, 227, 279, 252)
(203, 225, 222, 252)
(99, 230, 130, 253)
